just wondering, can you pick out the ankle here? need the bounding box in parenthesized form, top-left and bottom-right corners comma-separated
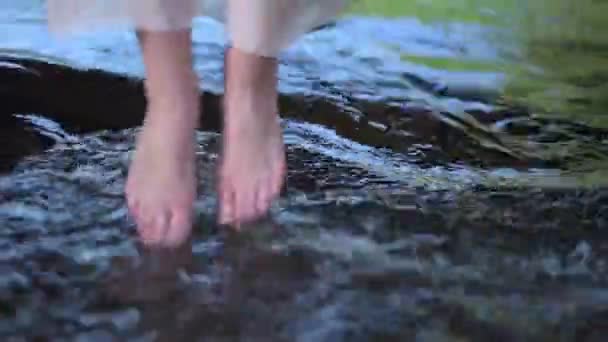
(224, 47, 278, 117)
(145, 85, 200, 123)
(225, 47, 277, 94)
(145, 69, 199, 103)
(143, 103, 199, 135)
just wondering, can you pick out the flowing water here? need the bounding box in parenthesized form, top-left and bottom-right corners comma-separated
(1, 1, 608, 341)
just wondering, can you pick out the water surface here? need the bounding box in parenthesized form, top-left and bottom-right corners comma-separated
(1, 1, 608, 341)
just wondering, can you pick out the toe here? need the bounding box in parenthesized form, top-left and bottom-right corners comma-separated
(152, 210, 171, 244)
(127, 198, 140, 221)
(255, 180, 272, 216)
(272, 163, 287, 197)
(219, 183, 236, 225)
(137, 207, 169, 246)
(136, 208, 155, 244)
(236, 185, 257, 223)
(165, 209, 192, 247)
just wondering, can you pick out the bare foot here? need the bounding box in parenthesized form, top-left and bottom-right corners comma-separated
(218, 48, 286, 225)
(126, 29, 200, 247)
(126, 109, 197, 247)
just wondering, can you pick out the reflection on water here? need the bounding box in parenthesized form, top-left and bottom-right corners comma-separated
(3, 130, 608, 341)
(1, 0, 608, 341)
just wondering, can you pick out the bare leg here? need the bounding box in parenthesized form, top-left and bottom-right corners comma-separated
(126, 29, 199, 247)
(218, 47, 286, 225)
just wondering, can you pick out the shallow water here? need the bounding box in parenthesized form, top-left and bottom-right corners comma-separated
(1, 1, 608, 341)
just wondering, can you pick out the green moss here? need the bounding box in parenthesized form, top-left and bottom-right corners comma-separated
(400, 54, 508, 73)
(343, 0, 608, 182)
(347, 0, 517, 25)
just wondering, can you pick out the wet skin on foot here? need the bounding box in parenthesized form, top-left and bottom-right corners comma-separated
(126, 33, 286, 247)
(218, 47, 286, 226)
(126, 29, 200, 248)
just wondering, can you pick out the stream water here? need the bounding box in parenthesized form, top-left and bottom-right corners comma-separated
(1, 1, 608, 341)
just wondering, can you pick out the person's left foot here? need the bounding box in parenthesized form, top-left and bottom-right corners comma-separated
(218, 48, 286, 225)
(126, 29, 200, 248)
(125, 100, 198, 247)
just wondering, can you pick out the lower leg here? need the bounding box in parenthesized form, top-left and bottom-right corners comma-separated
(137, 29, 199, 128)
(126, 29, 200, 247)
(223, 47, 278, 133)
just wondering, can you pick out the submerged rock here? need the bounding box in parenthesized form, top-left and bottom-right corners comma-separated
(0, 16, 608, 341)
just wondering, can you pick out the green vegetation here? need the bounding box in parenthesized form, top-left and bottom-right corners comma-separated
(504, 0, 608, 127)
(350, 0, 608, 129)
(348, 0, 516, 25)
(345, 0, 521, 84)
(349, 0, 608, 183)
